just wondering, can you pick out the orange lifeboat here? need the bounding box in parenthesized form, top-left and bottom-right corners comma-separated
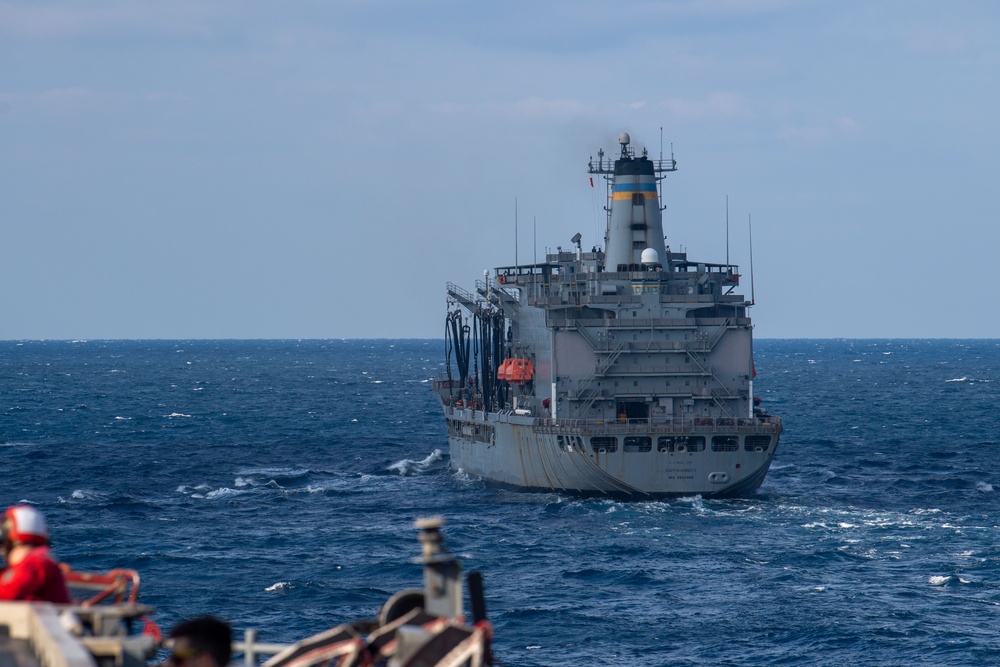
(506, 358, 534, 385)
(497, 359, 512, 382)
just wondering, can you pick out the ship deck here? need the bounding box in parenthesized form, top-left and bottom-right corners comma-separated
(0, 635, 40, 667)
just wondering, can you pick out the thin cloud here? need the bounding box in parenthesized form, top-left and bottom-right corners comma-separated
(35, 87, 102, 116)
(0, 2, 216, 38)
(659, 92, 752, 120)
(776, 115, 862, 142)
(425, 97, 600, 122)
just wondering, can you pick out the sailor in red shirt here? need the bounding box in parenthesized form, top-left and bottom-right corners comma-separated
(0, 505, 71, 603)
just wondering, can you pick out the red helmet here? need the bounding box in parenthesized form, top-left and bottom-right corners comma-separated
(2, 505, 50, 546)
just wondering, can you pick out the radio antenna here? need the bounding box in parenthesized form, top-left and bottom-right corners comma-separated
(533, 215, 537, 266)
(749, 213, 756, 306)
(514, 196, 519, 271)
(726, 195, 730, 266)
(659, 127, 664, 211)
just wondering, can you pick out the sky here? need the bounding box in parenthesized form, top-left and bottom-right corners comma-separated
(2, 0, 999, 339)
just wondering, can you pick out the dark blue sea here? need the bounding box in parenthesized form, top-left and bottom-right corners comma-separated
(1, 339, 998, 666)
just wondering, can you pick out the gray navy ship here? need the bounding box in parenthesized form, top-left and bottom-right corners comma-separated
(432, 133, 782, 497)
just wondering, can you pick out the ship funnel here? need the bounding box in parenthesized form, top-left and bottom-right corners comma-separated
(592, 133, 669, 272)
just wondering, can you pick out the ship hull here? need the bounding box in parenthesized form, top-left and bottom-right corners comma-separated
(444, 407, 780, 498)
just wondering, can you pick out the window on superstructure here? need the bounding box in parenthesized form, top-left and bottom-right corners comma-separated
(711, 436, 739, 452)
(624, 436, 651, 452)
(744, 435, 772, 452)
(657, 436, 705, 452)
(590, 436, 618, 453)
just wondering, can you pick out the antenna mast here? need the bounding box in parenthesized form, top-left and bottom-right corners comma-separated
(749, 213, 756, 306)
(659, 127, 664, 211)
(514, 197, 518, 271)
(726, 195, 730, 266)
(533, 216, 537, 266)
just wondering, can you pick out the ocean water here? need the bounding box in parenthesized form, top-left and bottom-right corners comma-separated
(1, 339, 998, 666)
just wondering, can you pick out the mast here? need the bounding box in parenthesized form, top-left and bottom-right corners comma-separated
(588, 132, 676, 272)
(749, 213, 756, 306)
(726, 195, 730, 266)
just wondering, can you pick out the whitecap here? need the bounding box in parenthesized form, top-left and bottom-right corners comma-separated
(945, 377, 968, 382)
(165, 412, 192, 418)
(976, 482, 993, 492)
(235, 466, 310, 479)
(928, 576, 952, 586)
(177, 484, 214, 495)
(526, 646, 541, 650)
(451, 469, 477, 484)
(265, 582, 292, 593)
(65, 489, 109, 502)
(388, 449, 444, 476)
(204, 487, 244, 499)
(114, 416, 131, 421)
(674, 495, 706, 513)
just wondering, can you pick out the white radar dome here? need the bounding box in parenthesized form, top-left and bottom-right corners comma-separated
(619, 132, 631, 146)
(641, 248, 659, 265)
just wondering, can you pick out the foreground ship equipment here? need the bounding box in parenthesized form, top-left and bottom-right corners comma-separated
(0, 519, 490, 667)
(0, 566, 160, 667)
(434, 133, 782, 497)
(251, 517, 492, 667)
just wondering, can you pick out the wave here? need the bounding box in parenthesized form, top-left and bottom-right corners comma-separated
(387, 448, 444, 476)
(265, 581, 292, 593)
(177, 483, 251, 500)
(928, 575, 972, 586)
(65, 489, 111, 503)
(203, 487, 249, 499)
(303, 473, 394, 494)
(234, 466, 312, 485)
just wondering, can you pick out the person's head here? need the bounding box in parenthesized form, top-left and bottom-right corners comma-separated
(1, 505, 51, 560)
(166, 617, 232, 667)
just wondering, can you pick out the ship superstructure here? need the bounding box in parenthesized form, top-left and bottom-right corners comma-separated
(432, 133, 781, 497)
